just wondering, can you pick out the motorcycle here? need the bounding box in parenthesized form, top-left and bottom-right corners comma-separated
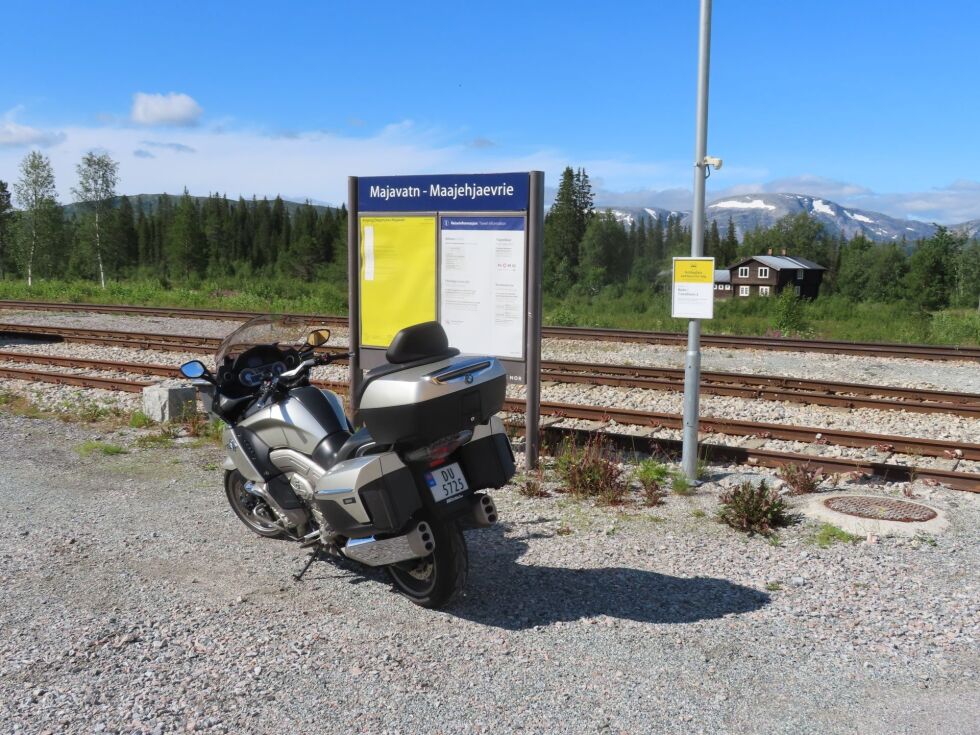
(179, 315, 515, 608)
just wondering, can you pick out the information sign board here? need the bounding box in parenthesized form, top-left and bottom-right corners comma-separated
(671, 257, 715, 319)
(348, 171, 545, 470)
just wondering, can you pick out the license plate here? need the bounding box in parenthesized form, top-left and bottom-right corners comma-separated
(425, 462, 470, 503)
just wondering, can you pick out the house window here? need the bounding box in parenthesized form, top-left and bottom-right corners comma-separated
(758, 267, 770, 279)
(759, 286, 771, 296)
(794, 285, 801, 296)
(738, 267, 750, 278)
(739, 286, 750, 297)
(797, 269, 805, 280)
(725, 284, 731, 290)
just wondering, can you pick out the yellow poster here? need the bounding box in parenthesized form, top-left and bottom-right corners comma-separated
(359, 215, 437, 347)
(673, 258, 714, 283)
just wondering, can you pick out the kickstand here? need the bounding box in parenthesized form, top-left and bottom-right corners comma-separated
(293, 546, 322, 582)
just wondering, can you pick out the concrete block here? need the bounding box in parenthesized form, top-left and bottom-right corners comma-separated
(142, 382, 197, 423)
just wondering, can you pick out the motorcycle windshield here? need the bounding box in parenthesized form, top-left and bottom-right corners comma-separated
(215, 315, 312, 365)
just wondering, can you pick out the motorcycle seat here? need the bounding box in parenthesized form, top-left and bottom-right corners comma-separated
(336, 426, 377, 462)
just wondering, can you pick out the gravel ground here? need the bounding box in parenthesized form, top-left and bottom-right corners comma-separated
(542, 339, 980, 395)
(1, 413, 978, 734)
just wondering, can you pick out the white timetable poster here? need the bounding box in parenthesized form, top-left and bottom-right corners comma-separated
(439, 216, 526, 359)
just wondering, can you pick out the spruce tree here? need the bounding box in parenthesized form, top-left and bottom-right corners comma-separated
(0, 180, 12, 279)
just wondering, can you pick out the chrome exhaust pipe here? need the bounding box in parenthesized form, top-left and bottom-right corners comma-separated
(243, 480, 308, 529)
(341, 522, 435, 567)
(470, 494, 498, 528)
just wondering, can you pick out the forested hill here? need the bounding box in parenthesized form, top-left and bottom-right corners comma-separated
(62, 193, 337, 219)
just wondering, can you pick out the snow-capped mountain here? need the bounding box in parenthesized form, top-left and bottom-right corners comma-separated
(953, 219, 980, 239)
(698, 194, 936, 244)
(601, 193, 941, 245)
(605, 206, 684, 228)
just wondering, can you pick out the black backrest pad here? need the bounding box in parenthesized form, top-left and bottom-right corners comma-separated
(386, 321, 456, 364)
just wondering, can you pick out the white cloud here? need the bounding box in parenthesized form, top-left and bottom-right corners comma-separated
(131, 92, 203, 127)
(0, 107, 65, 148)
(0, 113, 977, 224)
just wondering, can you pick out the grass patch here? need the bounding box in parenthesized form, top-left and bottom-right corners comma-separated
(810, 523, 862, 548)
(77, 440, 128, 457)
(690, 509, 707, 519)
(717, 480, 794, 537)
(128, 410, 154, 428)
(0, 391, 46, 418)
(765, 581, 783, 592)
(544, 290, 980, 347)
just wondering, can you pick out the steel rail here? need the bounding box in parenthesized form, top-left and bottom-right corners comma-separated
(2, 362, 976, 491)
(541, 368, 980, 418)
(2, 299, 978, 361)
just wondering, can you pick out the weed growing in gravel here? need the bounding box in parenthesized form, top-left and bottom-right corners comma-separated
(634, 459, 670, 506)
(555, 435, 626, 505)
(778, 463, 823, 495)
(690, 509, 707, 519)
(765, 581, 783, 591)
(520, 467, 549, 498)
(77, 441, 128, 457)
(135, 431, 175, 449)
(76, 403, 120, 423)
(717, 480, 794, 537)
(810, 523, 862, 548)
(671, 473, 694, 495)
(129, 411, 154, 428)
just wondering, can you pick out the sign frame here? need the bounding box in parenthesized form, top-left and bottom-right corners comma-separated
(671, 256, 716, 320)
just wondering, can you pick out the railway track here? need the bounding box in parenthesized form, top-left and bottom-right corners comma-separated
(4, 325, 979, 418)
(2, 352, 978, 491)
(3, 299, 979, 361)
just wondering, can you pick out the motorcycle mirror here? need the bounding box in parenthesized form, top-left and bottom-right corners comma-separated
(179, 360, 209, 379)
(306, 329, 331, 347)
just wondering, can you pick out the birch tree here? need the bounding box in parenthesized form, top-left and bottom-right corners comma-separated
(13, 151, 58, 287)
(73, 151, 119, 288)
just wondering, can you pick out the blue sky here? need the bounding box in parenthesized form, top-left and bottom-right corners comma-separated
(2, 0, 979, 223)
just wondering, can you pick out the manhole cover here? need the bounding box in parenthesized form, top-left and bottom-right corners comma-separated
(823, 496, 937, 523)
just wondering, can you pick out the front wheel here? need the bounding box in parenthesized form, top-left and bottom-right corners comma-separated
(387, 519, 467, 608)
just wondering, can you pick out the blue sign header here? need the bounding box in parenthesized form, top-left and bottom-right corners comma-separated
(441, 216, 525, 231)
(358, 172, 529, 212)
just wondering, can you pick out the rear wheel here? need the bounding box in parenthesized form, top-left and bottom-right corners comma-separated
(224, 470, 286, 539)
(387, 519, 467, 608)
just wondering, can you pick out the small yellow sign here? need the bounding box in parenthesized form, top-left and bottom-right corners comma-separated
(359, 215, 437, 347)
(673, 258, 714, 284)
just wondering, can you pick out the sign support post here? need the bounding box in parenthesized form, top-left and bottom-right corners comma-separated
(347, 176, 363, 410)
(525, 171, 544, 471)
(681, 0, 713, 481)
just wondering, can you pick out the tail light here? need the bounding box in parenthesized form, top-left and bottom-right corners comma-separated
(404, 429, 473, 467)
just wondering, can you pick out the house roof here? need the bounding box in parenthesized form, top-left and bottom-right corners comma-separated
(714, 270, 731, 283)
(730, 255, 826, 271)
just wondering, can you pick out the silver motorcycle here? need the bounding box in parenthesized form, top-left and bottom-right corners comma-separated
(179, 316, 515, 608)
